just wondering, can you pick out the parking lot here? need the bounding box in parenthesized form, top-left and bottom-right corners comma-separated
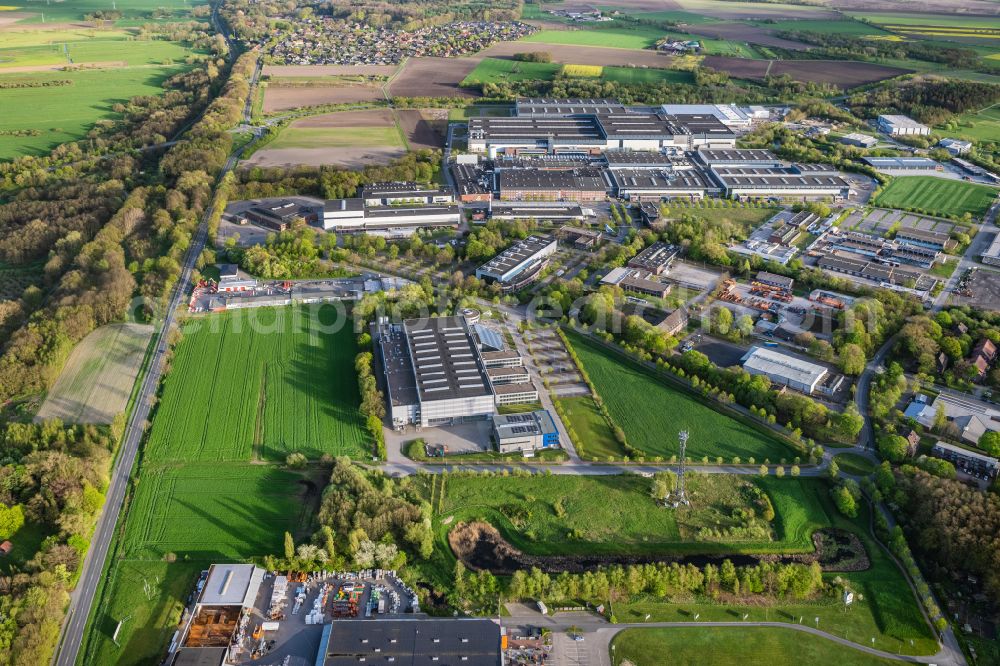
(525, 327, 590, 398)
(841, 207, 960, 237)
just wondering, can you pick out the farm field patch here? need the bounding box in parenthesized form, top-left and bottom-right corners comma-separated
(266, 125, 403, 150)
(612, 626, 901, 666)
(761, 18, 889, 36)
(144, 305, 368, 463)
(0, 53, 191, 158)
(387, 56, 481, 98)
(461, 57, 561, 85)
(564, 331, 793, 462)
(872, 176, 997, 219)
(36, 323, 153, 424)
(261, 82, 383, 113)
(122, 463, 322, 560)
(0, 0, 208, 24)
(940, 104, 1000, 143)
(521, 26, 666, 50)
(479, 40, 671, 68)
(601, 66, 693, 84)
(701, 55, 908, 88)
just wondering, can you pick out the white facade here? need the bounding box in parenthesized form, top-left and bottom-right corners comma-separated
(741, 346, 828, 394)
(877, 114, 930, 136)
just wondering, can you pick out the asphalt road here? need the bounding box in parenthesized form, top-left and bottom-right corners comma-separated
(52, 151, 242, 666)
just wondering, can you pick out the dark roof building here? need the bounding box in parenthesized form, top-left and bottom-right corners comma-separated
(695, 148, 781, 167)
(497, 168, 607, 201)
(628, 241, 679, 275)
(320, 618, 502, 666)
(476, 235, 558, 292)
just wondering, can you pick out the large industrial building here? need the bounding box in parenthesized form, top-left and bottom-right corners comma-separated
(708, 163, 851, 199)
(877, 114, 930, 136)
(468, 98, 737, 156)
(740, 346, 832, 394)
(492, 410, 560, 455)
(376, 314, 542, 428)
(476, 235, 558, 293)
(318, 618, 502, 666)
(322, 199, 460, 233)
(496, 168, 606, 201)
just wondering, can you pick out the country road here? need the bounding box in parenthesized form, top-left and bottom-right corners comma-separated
(52, 4, 250, 662)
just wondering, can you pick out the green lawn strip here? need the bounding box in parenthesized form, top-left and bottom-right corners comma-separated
(833, 453, 877, 477)
(144, 306, 368, 463)
(611, 626, 902, 665)
(555, 395, 626, 459)
(928, 258, 958, 279)
(872, 177, 998, 219)
(757, 19, 890, 36)
(564, 330, 795, 462)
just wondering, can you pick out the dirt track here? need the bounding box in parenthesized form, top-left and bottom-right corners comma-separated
(262, 84, 384, 112)
(702, 56, 910, 88)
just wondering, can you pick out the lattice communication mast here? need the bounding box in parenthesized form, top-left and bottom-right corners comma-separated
(670, 430, 690, 507)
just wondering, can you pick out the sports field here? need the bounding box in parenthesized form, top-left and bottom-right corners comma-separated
(611, 627, 901, 666)
(872, 176, 998, 219)
(36, 322, 153, 424)
(565, 331, 793, 462)
(144, 305, 369, 463)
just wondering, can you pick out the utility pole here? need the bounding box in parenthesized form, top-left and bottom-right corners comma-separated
(669, 430, 690, 507)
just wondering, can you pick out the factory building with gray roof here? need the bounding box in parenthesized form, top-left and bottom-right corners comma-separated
(476, 235, 558, 292)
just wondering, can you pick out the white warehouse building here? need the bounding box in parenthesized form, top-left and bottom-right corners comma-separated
(740, 345, 830, 394)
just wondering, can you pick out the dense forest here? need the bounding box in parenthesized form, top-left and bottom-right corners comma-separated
(847, 78, 1000, 126)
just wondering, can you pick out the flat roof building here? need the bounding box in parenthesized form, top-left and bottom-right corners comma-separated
(358, 182, 455, 206)
(755, 271, 794, 291)
(983, 232, 1000, 267)
(476, 235, 558, 292)
(709, 164, 851, 199)
(877, 114, 930, 136)
(320, 618, 502, 666)
(322, 199, 460, 233)
(628, 241, 679, 275)
(741, 345, 829, 394)
(377, 316, 496, 428)
(601, 267, 671, 298)
(516, 97, 627, 116)
(840, 133, 878, 149)
(932, 441, 999, 478)
(497, 168, 607, 202)
(659, 104, 754, 129)
(895, 227, 951, 251)
(861, 156, 941, 171)
(492, 410, 560, 455)
(489, 203, 587, 222)
(607, 166, 718, 201)
(695, 148, 781, 167)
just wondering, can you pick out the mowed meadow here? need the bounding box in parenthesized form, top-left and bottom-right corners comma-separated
(147, 304, 369, 462)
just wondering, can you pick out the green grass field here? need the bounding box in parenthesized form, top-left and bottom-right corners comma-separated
(565, 331, 793, 462)
(82, 560, 201, 666)
(461, 57, 561, 85)
(940, 104, 1000, 143)
(601, 66, 693, 85)
(613, 481, 937, 656)
(461, 58, 694, 87)
(872, 176, 998, 219)
(522, 26, 666, 50)
(611, 627, 901, 666)
(426, 473, 834, 557)
(0, 53, 194, 158)
(3, 0, 207, 24)
(266, 125, 404, 150)
(145, 306, 369, 463)
(121, 463, 321, 559)
(851, 13, 1000, 30)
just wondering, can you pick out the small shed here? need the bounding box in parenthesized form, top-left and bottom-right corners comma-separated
(0, 541, 13, 556)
